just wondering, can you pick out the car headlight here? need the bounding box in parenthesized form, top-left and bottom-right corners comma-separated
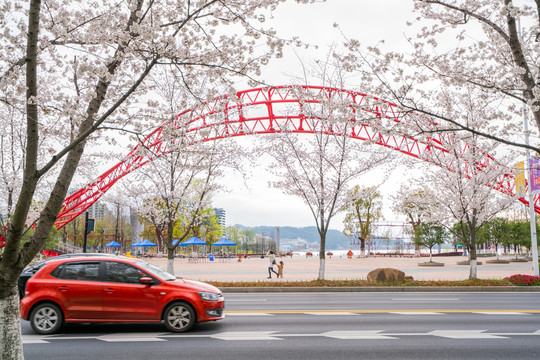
(198, 292, 220, 301)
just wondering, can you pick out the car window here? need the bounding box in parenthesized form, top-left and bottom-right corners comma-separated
(105, 261, 148, 284)
(55, 262, 101, 281)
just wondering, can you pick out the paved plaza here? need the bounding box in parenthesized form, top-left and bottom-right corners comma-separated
(145, 255, 537, 282)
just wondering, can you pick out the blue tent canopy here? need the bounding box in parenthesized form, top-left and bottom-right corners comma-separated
(139, 239, 156, 246)
(172, 239, 181, 246)
(211, 238, 237, 246)
(131, 239, 156, 247)
(181, 236, 206, 246)
(105, 241, 122, 247)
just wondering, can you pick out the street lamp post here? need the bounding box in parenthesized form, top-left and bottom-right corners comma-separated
(523, 107, 540, 277)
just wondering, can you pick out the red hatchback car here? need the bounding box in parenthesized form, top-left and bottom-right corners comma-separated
(20, 256, 224, 334)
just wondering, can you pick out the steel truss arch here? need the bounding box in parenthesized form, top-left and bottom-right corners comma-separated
(54, 85, 535, 229)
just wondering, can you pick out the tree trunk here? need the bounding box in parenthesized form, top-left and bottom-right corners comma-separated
(0, 289, 24, 360)
(318, 232, 326, 280)
(360, 239, 366, 257)
(167, 246, 175, 275)
(469, 245, 478, 279)
(318, 257, 326, 280)
(415, 244, 421, 257)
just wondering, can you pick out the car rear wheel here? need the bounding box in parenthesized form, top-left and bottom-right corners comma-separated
(163, 302, 196, 332)
(30, 303, 64, 335)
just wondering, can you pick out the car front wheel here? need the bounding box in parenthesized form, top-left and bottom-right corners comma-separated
(30, 303, 64, 335)
(163, 302, 196, 332)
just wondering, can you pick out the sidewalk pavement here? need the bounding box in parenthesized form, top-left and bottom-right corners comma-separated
(145, 254, 537, 283)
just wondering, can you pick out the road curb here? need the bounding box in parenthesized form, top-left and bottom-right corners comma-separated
(221, 286, 540, 293)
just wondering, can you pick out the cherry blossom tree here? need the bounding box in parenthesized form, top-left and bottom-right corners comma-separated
(408, 132, 516, 278)
(0, 0, 297, 357)
(132, 139, 233, 275)
(339, 0, 540, 152)
(261, 59, 393, 279)
(265, 119, 391, 279)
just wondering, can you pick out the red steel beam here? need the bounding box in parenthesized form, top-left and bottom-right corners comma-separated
(54, 85, 537, 228)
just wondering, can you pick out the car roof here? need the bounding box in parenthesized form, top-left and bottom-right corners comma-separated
(43, 255, 134, 265)
(28, 253, 119, 268)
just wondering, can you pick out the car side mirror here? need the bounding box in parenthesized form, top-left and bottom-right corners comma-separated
(139, 277, 154, 284)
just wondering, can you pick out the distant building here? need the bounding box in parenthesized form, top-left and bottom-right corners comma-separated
(86, 200, 108, 221)
(213, 208, 226, 236)
(130, 207, 142, 244)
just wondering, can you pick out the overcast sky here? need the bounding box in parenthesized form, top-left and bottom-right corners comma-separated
(212, 0, 420, 230)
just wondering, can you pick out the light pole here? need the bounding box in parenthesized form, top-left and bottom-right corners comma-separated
(523, 107, 540, 277)
(275, 227, 280, 254)
(519, 17, 539, 277)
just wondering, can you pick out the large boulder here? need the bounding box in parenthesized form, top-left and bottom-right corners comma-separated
(367, 268, 406, 283)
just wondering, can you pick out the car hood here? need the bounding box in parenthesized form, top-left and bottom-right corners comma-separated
(179, 279, 221, 294)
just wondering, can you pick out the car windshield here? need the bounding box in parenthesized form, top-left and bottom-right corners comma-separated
(135, 261, 176, 281)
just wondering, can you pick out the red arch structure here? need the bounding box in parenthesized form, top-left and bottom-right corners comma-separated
(54, 85, 537, 229)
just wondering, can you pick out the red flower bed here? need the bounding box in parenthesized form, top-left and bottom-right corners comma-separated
(504, 274, 540, 286)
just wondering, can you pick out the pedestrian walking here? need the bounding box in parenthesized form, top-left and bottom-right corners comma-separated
(266, 250, 279, 278)
(277, 260, 284, 278)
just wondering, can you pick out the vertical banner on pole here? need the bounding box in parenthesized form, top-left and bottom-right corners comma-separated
(529, 157, 540, 194)
(516, 161, 526, 195)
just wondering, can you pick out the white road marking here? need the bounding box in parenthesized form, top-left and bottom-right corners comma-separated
(428, 330, 508, 339)
(392, 298, 460, 301)
(22, 339, 49, 344)
(390, 312, 445, 315)
(22, 335, 58, 344)
(98, 333, 168, 342)
(473, 312, 531, 315)
(304, 312, 359, 316)
(225, 313, 274, 316)
(22, 329, 540, 343)
(211, 331, 282, 341)
(323, 330, 397, 340)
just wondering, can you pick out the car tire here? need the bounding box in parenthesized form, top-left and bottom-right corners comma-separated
(163, 302, 196, 332)
(30, 303, 64, 335)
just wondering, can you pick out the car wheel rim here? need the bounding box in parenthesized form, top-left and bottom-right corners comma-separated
(167, 305, 191, 330)
(34, 308, 58, 332)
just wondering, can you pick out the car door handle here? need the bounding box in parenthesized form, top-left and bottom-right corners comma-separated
(104, 288, 115, 294)
(58, 285, 69, 291)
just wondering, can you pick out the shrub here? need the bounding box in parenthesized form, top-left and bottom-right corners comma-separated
(208, 278, 512, 288)
(504, 274, 540, 286)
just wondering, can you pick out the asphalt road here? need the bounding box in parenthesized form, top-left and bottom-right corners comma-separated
(22, 292, 540, 360)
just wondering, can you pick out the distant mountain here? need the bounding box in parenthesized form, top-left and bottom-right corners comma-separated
(233, 224, 352, 250)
